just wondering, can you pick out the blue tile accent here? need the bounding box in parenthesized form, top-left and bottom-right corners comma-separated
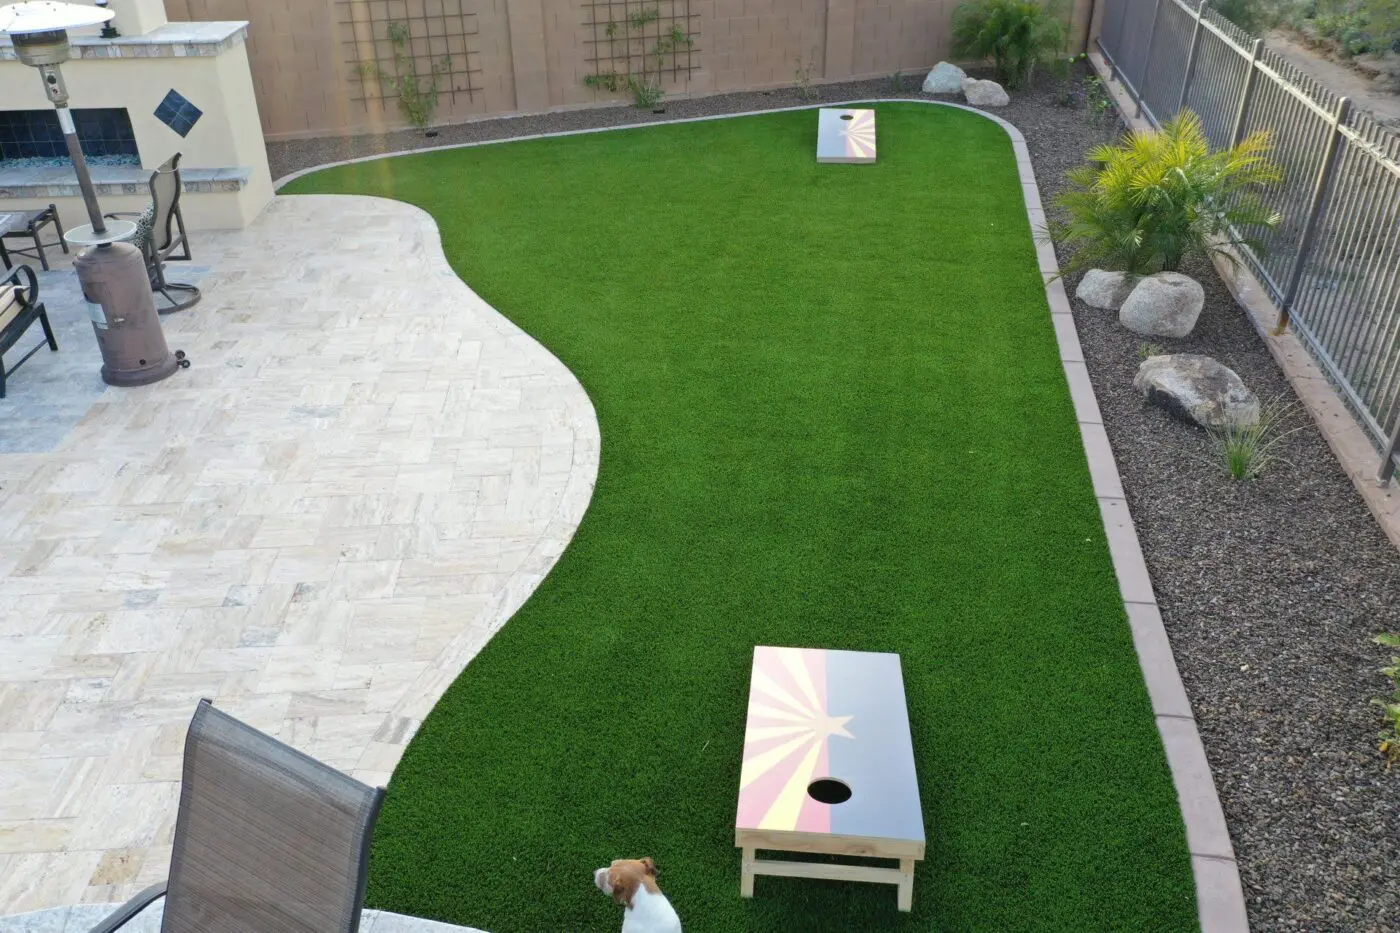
(0, 108, 137, 162)
(154, 90, 203, 138)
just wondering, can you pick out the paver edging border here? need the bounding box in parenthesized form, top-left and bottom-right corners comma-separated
(273, 100, 1248, 932)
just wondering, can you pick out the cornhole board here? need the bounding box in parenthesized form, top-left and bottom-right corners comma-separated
(816, 108, 877, 164)
(735, 646, 924, 910)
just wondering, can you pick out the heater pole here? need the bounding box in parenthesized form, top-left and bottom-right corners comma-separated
(52, 100, 107, 233)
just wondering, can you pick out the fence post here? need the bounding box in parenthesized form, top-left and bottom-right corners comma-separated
(1277, 96, 1350, 335)
(1382, 423, 1400, 485)
(1176, 0, 1208, 115)
(1136, 0, 1164, 118)
(1229, 38, 1264, 146)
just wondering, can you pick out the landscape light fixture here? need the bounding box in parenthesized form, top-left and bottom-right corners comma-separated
(0, 1, 178, 387)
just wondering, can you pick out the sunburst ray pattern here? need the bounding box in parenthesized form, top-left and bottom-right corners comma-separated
(816, 109, 877, 164)
(736, 647, 855, 833)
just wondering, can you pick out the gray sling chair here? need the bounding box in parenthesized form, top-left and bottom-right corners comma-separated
(90, 699, 385, 933)
(104, 153, 201, 313)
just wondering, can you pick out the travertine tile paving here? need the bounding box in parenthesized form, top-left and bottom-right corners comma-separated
(0, 195, 599, 914)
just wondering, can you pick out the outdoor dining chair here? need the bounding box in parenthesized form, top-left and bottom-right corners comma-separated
(104, 152, 201, 313)
(0, 263, 58, 400)
(88, 698, 385, 933)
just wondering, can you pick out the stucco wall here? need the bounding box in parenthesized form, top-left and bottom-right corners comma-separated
(165, 0, 1094, 141)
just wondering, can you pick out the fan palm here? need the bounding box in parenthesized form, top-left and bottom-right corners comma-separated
(1051, 110, 1283, 276)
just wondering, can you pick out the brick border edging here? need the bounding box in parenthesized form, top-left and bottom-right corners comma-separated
(271, 100, 1248, 932)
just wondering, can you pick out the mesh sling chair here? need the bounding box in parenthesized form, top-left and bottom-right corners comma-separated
(90, 699, 385, 933)
(105, 153, 201, 313)
(0, 264, 59, 400)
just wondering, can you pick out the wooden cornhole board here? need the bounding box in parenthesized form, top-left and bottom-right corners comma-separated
(816, 108, 877, 164)
(735, 646, 924, 910)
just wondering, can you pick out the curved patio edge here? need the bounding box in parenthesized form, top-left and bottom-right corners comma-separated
(0, 903, 489, 933)
(277, 100, 1249, 932)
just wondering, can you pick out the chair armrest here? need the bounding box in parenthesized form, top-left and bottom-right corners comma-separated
(87, 882, 167, 933)
(103, 212, 145, 219)
(3, 263, 38, 306)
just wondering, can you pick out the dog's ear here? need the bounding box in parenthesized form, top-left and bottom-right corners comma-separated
(640, 857, 657, 877)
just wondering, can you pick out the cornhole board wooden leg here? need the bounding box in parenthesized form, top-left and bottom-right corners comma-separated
(736, 830, 917, 909)
(897, 858, 915, 911)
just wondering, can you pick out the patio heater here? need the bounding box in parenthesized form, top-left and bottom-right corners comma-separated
(0, 1, 177, 387)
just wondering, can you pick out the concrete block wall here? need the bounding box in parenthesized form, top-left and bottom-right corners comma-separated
(166, 0, 1094, 140)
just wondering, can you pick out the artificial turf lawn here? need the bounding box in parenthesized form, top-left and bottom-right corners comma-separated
(285, 103, 1197, 932)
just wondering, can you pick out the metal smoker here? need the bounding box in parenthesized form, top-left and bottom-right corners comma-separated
(0, 1, 184, 387)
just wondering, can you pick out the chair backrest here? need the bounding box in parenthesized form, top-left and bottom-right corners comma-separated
(162, 699, 384, 933)
(148, 153, 185, 255)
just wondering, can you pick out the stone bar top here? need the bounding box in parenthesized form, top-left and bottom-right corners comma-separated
(0, 164, 252, 199)
(0, 22, 249, 61)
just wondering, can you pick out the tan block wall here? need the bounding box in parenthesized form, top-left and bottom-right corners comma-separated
(166, 0, 1093, 140)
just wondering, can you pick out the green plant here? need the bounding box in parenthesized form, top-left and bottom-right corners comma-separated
(1051, 110, 1283, 276)
(951, 0, 1067, 89)
(794, 48, 819, 99)
(1084, 74, 1114, 123)
(1137, 342, 1165, 360)
(358, 21, 450, 131)
(889, 69, 906, 92)
(1205, 398, 1299, 481)
(1376, 633, 1400, 768)
(584, 9, 693, 109)
(1212, 0, 1276, 33)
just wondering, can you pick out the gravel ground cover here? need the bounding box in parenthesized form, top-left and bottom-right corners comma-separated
(266, 71, 1400, 931)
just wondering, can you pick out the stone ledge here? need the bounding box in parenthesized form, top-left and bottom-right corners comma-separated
(0, 22, 249, 61)
(0, 165, 252, 200)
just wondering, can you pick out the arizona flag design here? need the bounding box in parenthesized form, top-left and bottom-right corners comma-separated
(736, 646, 852, 833)
(736, 646, 925, 845)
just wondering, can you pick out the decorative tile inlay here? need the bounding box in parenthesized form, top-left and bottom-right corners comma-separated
(153, 91, 202, 139)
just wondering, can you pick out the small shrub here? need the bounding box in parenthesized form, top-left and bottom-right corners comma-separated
(1137, 342, 1166, 360)
(1084, 74, 1115, 124)
(358, 22, 450, 131)
(1205, 398, 1299, 481)
(889, 69, 906, 92)
(951, 0, 1067, 89)
(1051, 110, 1284, 276)
(1377, 633, 1400, 769)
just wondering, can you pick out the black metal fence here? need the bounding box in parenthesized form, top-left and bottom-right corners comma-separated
(1098, 0, 1400, 480)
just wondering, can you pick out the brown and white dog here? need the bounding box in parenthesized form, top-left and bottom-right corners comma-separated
(593, 857, 682, 933)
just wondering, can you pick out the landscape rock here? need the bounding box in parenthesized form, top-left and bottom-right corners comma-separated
(1075, 269, 1141, 310)
(1133, 354, 1260, 428)
(1119, 271, 1205, 338)
(922, 62, 967, 94)
(961, 77, 1010, 107)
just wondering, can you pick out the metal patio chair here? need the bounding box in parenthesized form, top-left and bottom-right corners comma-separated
(89, 699, 385, 933)
(105, 153, 201, 313)
(0, 263, 58, 400)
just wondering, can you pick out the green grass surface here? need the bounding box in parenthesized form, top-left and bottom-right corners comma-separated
(285, 103, 1196, 932)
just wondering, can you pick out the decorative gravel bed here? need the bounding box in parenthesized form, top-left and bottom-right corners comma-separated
(265, 73, 1400, 930)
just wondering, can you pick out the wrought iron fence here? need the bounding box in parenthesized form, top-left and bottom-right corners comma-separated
(1097, 0, 1400, 481)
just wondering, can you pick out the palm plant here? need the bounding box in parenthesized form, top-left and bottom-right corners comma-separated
(951, 0, 1066, 89)
(1051, 110, 1284, 276)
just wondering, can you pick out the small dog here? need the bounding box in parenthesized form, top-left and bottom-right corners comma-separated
(593, 857, 682, 933)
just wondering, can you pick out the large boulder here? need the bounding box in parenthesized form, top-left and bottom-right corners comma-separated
(1118, 272, 1205, 337)
(923, 62, 967, 94)
(1076, 270, 1141, 311)
(1133, 354, 1260, 428)
(961, 77, 1010, 107)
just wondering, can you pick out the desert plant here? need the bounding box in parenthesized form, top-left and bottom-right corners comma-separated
(1377, 633, 1400, 768)
(951, 0, 1067, 89)
(1137, 342, 1166, 360)
(1204, 397, 1299, 480)
(1051, 110, 1284, 276)
(1083, 74, 1115, 124)
(584, 12, 693, 109)
(358, 22, 450, 132)
(794, 49, 819, 99)
(889, 69, 906, 92)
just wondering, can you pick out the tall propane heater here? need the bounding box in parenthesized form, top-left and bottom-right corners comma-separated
(0, 1, 178, 387)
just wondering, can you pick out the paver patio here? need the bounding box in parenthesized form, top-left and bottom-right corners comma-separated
(0, 195, 599, 914)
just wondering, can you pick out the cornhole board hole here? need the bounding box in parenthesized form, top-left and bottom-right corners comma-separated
(816, 108, 877, 164)
(735, 646, 924, 910)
